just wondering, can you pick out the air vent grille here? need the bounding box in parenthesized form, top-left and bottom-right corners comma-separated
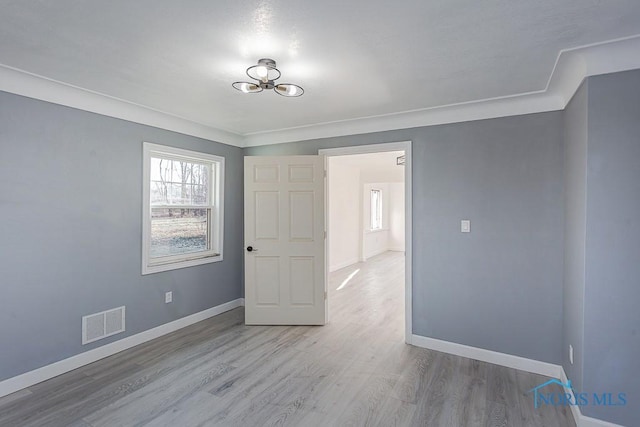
(82, 306, 125, 345)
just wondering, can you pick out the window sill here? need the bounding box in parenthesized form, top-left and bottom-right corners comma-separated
(142, 253, 222, 275)
(366, 228, 389, 234)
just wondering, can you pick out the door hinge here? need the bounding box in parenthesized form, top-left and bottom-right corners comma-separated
(324, 291, 327, 300)
(324, 169, 327, 178)
(324, 230, 327, 239)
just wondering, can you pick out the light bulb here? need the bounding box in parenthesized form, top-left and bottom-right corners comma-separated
(239, 82, 250, 93)
(275, 84, 303, 97)
(256, 65, 268, 79)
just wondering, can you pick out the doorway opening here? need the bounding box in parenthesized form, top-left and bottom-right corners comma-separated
(320, 142, 412, 343)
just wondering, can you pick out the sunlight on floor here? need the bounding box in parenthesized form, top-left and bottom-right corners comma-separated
(336, 268, 360, 291)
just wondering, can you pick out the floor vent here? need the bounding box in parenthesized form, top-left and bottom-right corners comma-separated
(82, 306, 125, 345)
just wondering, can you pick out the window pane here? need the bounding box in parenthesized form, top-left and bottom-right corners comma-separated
(150, 157, 209, 206)
(150, 208, 210, 258)
(371, 189, 381, 229)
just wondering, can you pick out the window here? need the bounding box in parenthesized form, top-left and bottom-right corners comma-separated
(142, 142, 224, 274)
(370, 189, 382, 230)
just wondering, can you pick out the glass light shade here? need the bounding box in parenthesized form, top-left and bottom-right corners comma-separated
(246, 63, 280, 82)
(275, 83, 304, 97)
(232, 82, 262, 93)
(255, 65, 268, 79)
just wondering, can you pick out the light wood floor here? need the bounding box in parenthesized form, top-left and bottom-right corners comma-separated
(0, 252, 574, 426)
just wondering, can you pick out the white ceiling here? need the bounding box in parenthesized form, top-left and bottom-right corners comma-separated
(1, 1, 640, 146)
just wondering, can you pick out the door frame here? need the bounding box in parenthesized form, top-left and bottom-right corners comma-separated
(319, 141, 412, 344)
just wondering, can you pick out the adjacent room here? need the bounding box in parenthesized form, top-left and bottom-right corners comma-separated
(326, 149, 407, 345)
(1, 1, 639, 426)
(328, 151, 406, 271)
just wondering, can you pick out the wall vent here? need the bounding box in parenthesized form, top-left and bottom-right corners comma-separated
(82, 306, 125, 345)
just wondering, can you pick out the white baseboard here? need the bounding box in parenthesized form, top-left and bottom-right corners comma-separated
(579, 415, 626, 427)
(0, 307, 625, 427)
(364, 248, 390, 259)
(558, 368, 627, 427)
(0, 298, 243, 398)
(410, 334, 562, 378)
(388, 246, 405, 252)
(559, 367, 583, 426)
(410, 334, 626, 427)
(329, 258, 360, 272)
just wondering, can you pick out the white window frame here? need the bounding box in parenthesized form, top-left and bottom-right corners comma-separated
(370, 188, 382, 230)
(142, 142, 224, 275)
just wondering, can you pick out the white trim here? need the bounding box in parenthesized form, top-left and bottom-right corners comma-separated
(324, 155, 330, 324)
(0, 64, 243, 147)
(364, 247, 389, 259)
(142, 142, 225, 275)
(1, 36, 639, 148)
(319, 142, 411, 156)
(243, 35, 640, 146)
(409, 334, 628, 427)
(579, 415, 626, 427)
(558, 368, 627, 427)
(244, 91, 563, 146)
(320, 141, 412, 344)
(559, 368, 583, 427)
(0, 298, 243, 399)
(410, 334, 562, 378)
(365, 228, 389, 233)
(404, 142, 412, 345)
(329, 257, 360, 273)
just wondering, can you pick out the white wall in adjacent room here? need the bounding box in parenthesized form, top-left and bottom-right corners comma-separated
(328, 159, 361, 272)
(388, 182, 405, 251)
(329, 151, 405, 271)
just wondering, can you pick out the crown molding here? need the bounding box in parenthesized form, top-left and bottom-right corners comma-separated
(1, 34, 639, 148)
(0, 64, 244, 147)
(244, 34, 640, 147)
(243, 91, 565, 147)
(547, 34, 640, 104)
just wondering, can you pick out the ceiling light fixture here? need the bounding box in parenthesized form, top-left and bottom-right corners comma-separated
(232, 58, 304, 97)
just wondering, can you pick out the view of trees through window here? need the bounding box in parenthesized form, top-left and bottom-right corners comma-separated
(149, 157, 211, 258)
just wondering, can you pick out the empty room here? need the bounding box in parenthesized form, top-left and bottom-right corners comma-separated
(1, 2, 639, 426)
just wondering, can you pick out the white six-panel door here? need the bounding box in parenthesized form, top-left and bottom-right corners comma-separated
(244, 156, 326, 325)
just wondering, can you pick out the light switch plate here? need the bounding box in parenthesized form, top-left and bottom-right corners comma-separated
(165, 291, 173, 304)
(461, 220, 471, 233)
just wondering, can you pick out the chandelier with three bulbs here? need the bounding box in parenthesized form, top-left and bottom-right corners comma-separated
(232, 58, 304, 97)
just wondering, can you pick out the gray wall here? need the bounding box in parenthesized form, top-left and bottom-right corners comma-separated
(562, 81, 588, 394)
(581, 70, 640, 425)
(3, 70, 637, 424)
(247, 112, 565, 364)
(0, 91, 243, 381)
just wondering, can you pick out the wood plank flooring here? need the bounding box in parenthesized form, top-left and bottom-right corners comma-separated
(0, 252, 575, 426)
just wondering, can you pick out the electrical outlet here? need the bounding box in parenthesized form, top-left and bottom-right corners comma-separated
(569, 344, 574, 365)
(165, 291, 173, 304)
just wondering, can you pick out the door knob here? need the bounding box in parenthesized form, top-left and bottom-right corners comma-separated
(246, 246, 257, 252)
